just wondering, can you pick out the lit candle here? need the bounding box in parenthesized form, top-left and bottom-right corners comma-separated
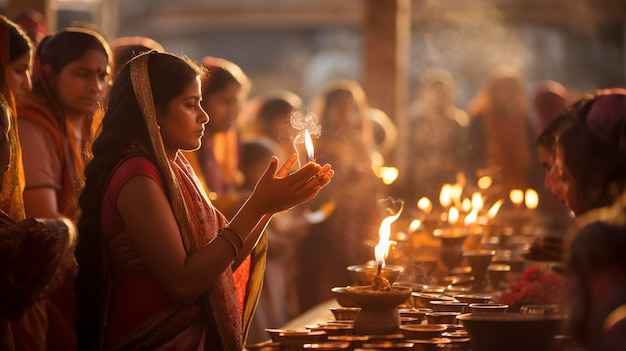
(525, 188, 539, 210)
(464, 208, 478, 226)
(304, 129, 314, 162)
(408, 219, 422, 233)
(440, 184, 452, 208)
(477, 176, 492, 190)
(471, 192, 484, 211)
(487, 199, 504, 219)
(448, 206, 460, 227)
(380, 167, 399, 185)
(509, 189, 524, 209)
(417, 197, 432, 215)
(461, 198, 472, 213)
(375, 206, 403, 272)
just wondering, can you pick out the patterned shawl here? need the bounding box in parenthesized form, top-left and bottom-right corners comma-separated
(126, 53, 266, 350)
(0, 16, 26, 221)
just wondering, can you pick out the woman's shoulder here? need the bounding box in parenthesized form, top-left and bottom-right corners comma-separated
(106, 155, 164, 196)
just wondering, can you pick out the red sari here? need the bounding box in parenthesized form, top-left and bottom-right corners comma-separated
(101, 153, 264, 350)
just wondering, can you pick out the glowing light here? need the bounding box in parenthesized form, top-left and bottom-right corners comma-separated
(448, 206, 460, 226)
(375, 205, 403, 269)
(471, 192, 484, 211)
(409, 219, 422, 233)
(439, 184, 452, 208)
(477, 176, 492, 190)
(380, 167, 399, 185)
(417, 197, 432, 214)
(464, 208, 478, 226)
(462, 198, 471, 213)
(304, 129, 314, 161)
(509, 189, 524, 207)
(487, 200, 503, 219)
(525, 189, 539, 210)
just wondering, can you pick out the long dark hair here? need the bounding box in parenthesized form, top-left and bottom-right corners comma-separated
(75, 52, 204, 350)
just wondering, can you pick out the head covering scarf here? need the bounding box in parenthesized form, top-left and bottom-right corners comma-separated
(129, 53, 262, 350)
(585, 88, 626, 152)
(0, 15, 27, 221)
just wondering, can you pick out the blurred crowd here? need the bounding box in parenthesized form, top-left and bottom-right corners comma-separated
(2, 8, 626, 351)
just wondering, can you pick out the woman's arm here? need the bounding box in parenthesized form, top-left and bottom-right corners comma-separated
(118, 155, 333, 306)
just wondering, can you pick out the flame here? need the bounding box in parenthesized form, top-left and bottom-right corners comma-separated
(471, 192, 484, 211)
(477, 176, 492, 189)
(304, 129, 314, 161)
(487, 199, 503, 219)
(509, 189, 524, 206)
(450, 184, 463, 208)
(380, 167, 399, 185)
(525, 188, 539, 209)
(464, 208, 478, 226)
(417, 197, 432, 214)
(375, 206, 403, 268)
(461, 198, 471, 213)
(448, 206, 459, 225)
(409, 219, 422, 233)
(439, 184, 452, 208)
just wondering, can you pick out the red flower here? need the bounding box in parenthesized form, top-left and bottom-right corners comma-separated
(498, 266, 564, 312)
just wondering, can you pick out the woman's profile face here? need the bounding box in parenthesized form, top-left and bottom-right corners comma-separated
(158, 77, 209, 155)
(537, 145, 564, 199)
(5, 52, 32, 101)
(203, 83, 240, 134)
(51, 49, 109, 118)
(554, 145, 583, 215)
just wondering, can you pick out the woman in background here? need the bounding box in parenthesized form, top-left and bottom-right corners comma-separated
(0, 16, 74, 351)
(16, 27, 111, 351)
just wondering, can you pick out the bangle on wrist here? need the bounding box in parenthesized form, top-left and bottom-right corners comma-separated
(217, 232, 240, 256)
(222, 226, 244, 246)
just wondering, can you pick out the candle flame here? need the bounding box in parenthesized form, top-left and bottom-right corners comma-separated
(450, 184, 463, 207)
(487, 199, 503, 219)
(477, 176, 492, 189)
(448, 206, 459, 225)
(471, 192, 484, 211)
(417, 197, 432, 214)
(409, 219, 421, 233)
(380, 167, 399, 185)
(375, 206, 403, 268)
(461, 198, 471, 213)
(509, 189, 524, 206)
(464, 208, 478, 226)
(304, 129, 314, 161)
(525, 188, 539, 209)
(439, 184, 452, 208)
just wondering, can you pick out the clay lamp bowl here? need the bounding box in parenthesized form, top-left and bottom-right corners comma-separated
(411, 292, 455, 309)
(331, 286, 359, 308)
(244, 341, 285, 351)
(425, 311, 461, 325)
(398, 308, 432, 321)
(344, 285, 412, 335)
(399, 324, 446, 340)
(327, 335, 370, 349)
(348, 264, 405, 286)
(468, 303, 508, 313)
(329, 307, 361, 321)
(407, 338, 452, 351)
(360, 341, 415, 350)
(279, 330, 327, 349)
(429, 300, 468, 313)
(453, 294, 492, 304)
(302, 342, 351, 350)
(457, 312, 564, 351)
(265, 328, 304, 343)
